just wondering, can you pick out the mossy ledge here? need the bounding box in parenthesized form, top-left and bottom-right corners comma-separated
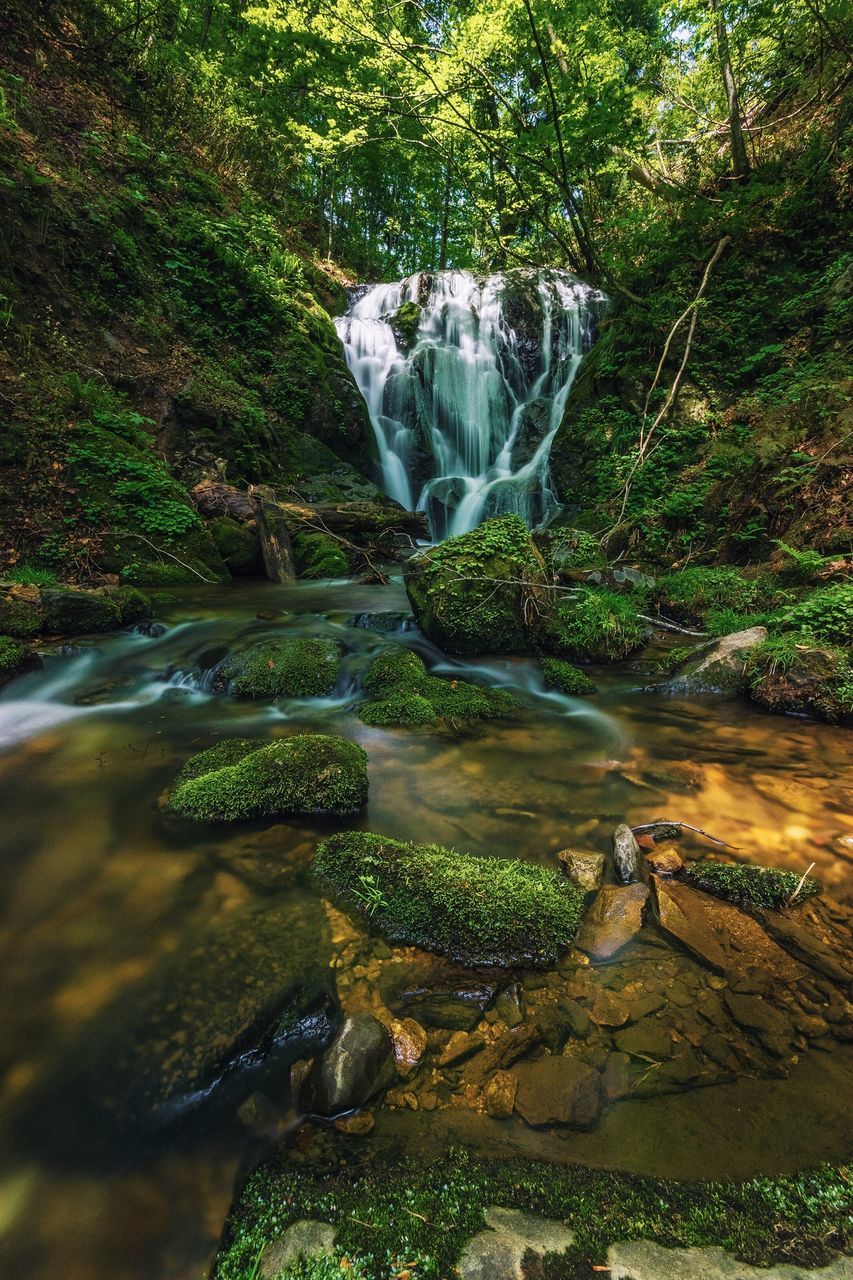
(684, 861, 821, 910)
(359, 646, 517, 726)
(541, 656, 597, 696)
(211, 1147, 851, 1280)
(168, 735, 368, 822)
(215, 637, 343, 699)
(313, 832, 585, 967)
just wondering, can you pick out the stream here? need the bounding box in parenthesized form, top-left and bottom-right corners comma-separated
(0, 577, 851, 1279)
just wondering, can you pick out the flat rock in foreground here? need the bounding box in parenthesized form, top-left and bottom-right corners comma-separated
(607, 1240, 853, 1280)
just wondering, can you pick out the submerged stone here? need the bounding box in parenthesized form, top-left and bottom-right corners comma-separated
(169, 734, 368, 821)
(379, 958, 499, 1030)
(301, 1013, 396, 1117)
(575, 883, 649, 963)
(513, 1055, 602, 1129)
(314, 831, 586, 967)
(215, 636, 342, 698)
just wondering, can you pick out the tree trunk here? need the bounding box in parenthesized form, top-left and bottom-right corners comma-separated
(713, 0, 750, 180)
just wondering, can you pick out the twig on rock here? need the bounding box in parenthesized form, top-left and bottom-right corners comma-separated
(631, 819, 741, 849)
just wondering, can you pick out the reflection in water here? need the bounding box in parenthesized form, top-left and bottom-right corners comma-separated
(0, 578, 850, 1280)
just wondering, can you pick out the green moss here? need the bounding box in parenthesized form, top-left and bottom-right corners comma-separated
(41, 588, 122, 635)
(292, 530, 349, 579)
(0, 635, 40, 686)
(0, 595, 44, 637)
(420, 675, 516, 719)
(684, 860, 821, 909)
(358, 646, 517, 726)
(122, 560, 207, 586)
(208, 517, 261, 575)
(213, 1146, 851, 1280)
(746, 637, 851, 722)
(540, 657, 597, 695)
(544, 589, 645, 662)
(314, 832, 585, 967)
(217, 638, 343, 699)
(359, 691, 435, 726)
(108, 586, 152, 624)
(363, 647, 427, 695)
(169, 734, 368, 822)
(404, 515, 546, 656)
(538, 526, 605, 575)
(391, 300, 422, 347)
(656, 568, 777, 626)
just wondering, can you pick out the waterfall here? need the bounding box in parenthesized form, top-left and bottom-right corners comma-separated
(334, 269, 605, 539)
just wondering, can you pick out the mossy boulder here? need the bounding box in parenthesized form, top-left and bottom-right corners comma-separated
(391, 300, 422, 349)
(0, 593, 44, 637)
(41, 587, 122, 634)
(541, 657, 596, 695)
(543, 589, 646, 662)
(292, 530, 349, 579)
(358, 645, 517, 726)
(664, 626, 767, 696)
(107, 585, 153, 625)
(169, 735, 368, 822)
(747, 640, 852, 723)
(0, 636, 42, 686)
(207, 516, 262, 575)
(403, 514, 547, 655)
(216, 638, 343, 699)
(683, 861, 821, 910)
(314, 831, 586, 967)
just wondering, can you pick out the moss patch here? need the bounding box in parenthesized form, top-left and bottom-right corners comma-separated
(541, 657, 597, 695)
(684, 861, 821, 910)
(169, 735, 368, 822)
(217, 638, 343, 699)
(0, 595, 44, 637)
(212, 1146, 851, 1280)
(746, 637, 852, 723)
(314, 832, 585, 967)
(292, 530, 349, 579)
(358, 646, 517, 726)
(208, 517, 262, 575)
(41, 588, 122, 634)
(0, 635, 41, 686)
(544, 589, 646, 662)
(108, 586, 152, 625)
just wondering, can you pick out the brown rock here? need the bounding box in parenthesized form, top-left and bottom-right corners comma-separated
(613, 1020, 674, 1060)
(465, 1025, 540, 1085)
(484, 1070, 518, 1118)
(514, 1055, 602, 1129)
(436, 1030, 485, 1067)
(557, 850, 605, 892)
(390, 1018, 428, 1075)
(602, 1051, 631, 1100)
(333, 1111, 375, 1135)
(646, 845, 683, 877)
(576, 884, 649, 963)
(587, 988, 630, 1028)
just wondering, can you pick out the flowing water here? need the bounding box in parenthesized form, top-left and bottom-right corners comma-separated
(334, 270, 604, 537)
(0, 579, 851, 1280)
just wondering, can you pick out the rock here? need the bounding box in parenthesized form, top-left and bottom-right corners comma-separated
(0, 636, 41, 687)
(558, 849, 605, 891)
(436, 1030, 486, 1067)
(607, 1240, 853, 1280)
(576, 884, 649, 963)
(723, 992, 794, 1056)
(466, 1025, 541, 1085)
(652, 878, 730, 971)
(541, 658, 597, 696)
(207, 515, 262, 574)
(560, 998, 593, 1039)
(665, 626, 767, 696)
(379, 959, 499, 1031)
(647, 845, 683, 876)
(495, 983, 525, 1028)
(750, 644, 852, 723)
(260, 1221, 337, 1278)
(459, 1205, 574, 1280)
(586, 988, 631, 1028)
(612, 824, 649, 886)
(483, 1070, 518, 1118)
(760, 909, 853, 985)
(389, 1017, 428, 1075)
(215, 637, 343, 698)
(602, 1051, 631, 1099)
(41, 587, 122, 635)
(513, 1055, 602, 1128)
(169, 734, 368, 822)
(613, 1020, 674, 1060)
(537, 1001, 589, 1051)
(301, 1013, 396, 1117)
(0, 592, 43, 637)
(333, 1111, 375, 1135)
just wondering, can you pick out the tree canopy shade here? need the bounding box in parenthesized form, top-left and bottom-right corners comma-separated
(39, 0, 849, 283)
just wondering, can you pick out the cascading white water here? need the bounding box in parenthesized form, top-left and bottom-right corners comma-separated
(334, 269, 605, 538)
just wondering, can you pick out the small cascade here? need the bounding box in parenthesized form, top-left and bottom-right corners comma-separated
(335, 269, 605, 538)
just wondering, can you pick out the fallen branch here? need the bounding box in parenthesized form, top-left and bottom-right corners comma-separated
(631, 819, 741, 850)
(637, 613, 708, 637)
(105, 531, 216, 583)
(787, 861, 816, 907)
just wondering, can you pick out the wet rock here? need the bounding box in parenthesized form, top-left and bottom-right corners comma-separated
(560, 998, 594, 1039)
(664, 626, 767, 696)
(349, 611, 412, 634)
(587, 988, 631, 1027)
(537, 1001, 589, 1051)
(558, 849, 605, 891)
(723, 992, 794, 1057)
(612, 824, 649, 886)
(333, 1112, 375, 1135)
(652, 879, 730, 971)
(576, 884, 649, 963)
(647, 844, 683, 877)
(466, 1025, 541, 1085)
(495, 983, 525, 1028)
(260, 1221, 337, 1278)
(750, 644, 852, 723)
(436, 1030, 486, 1067)
(41, 587, 122, 635)
(607, 1240, 853, 1280)
(700, 1032, 740, 1071)
(389, 1018, 428, 1075)
(459, 1205, 574, 1280)
(0, 637, 41, 687)
(613, 1020, 674, 1060)
(379, 959, 499, 1030)
(514, 1055, 602, 1129)
(602, 1051, 631, 1100)
(301, 1013, 396, 1117)
(483, 1070, 518, 1118)
(760, 909, 853, 986)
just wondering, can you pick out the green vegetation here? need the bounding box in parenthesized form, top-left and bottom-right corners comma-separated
(208, 518, 261, 576)
(778, 583, 853, 647)
(314, 831, 585, 967)
(216, 638, 343, 699)
(746, 637, 852, 724)
(0, 635, 39, 686)
(0, 595, 43, 638)
(655, 568, 777, 627)
(6, 565, 56, 587)
(358, 645, 517, 726)
(545, 589, 646, 662)
(41, 588, 122, 635)
(169, 735, 368, 822)
(684, 861, 821, 910)
(292, 531, 349, 580)
(213, 1147, 852, 1280)
(540, 657, 596, 696)
(109, 586, 152, 625)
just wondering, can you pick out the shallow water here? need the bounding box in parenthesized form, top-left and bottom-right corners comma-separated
(0, 577, 851, 1280)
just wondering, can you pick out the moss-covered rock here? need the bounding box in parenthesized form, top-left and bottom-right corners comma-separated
(0, 635, 42, 686)
(540, 657, 597, 695)
(404, 515, 547, 655)
(0, 593, 44, 637)
(40, 587, 122, 634)
(390, 300, 422, 349)
(292, 530, 349, 579)
(216, 638, 343, 699)
(655, 567, 776, 628)
(543, 589, 646, 662)
(358, 645, 517, 726)
(314, 831, 586, 967)
(207, 516, 262, 574)
(107, 585, 152, 625)
(664, 626, 767, 696)
(747, 638, 852, 723)
(169, 735, 368, 822)
(683, 861, 821, 910)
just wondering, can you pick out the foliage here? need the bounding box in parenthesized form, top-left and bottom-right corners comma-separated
(6, 564, 57, 586)
(0, 635, 35, 685)
(777, 583, 853, 647)
(684, 861, 821, 910)
(655, 568, 778, 626)
(545, 589, 645, 662)
(314, 831, 585, 967)
(216, 638, 343, 699)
